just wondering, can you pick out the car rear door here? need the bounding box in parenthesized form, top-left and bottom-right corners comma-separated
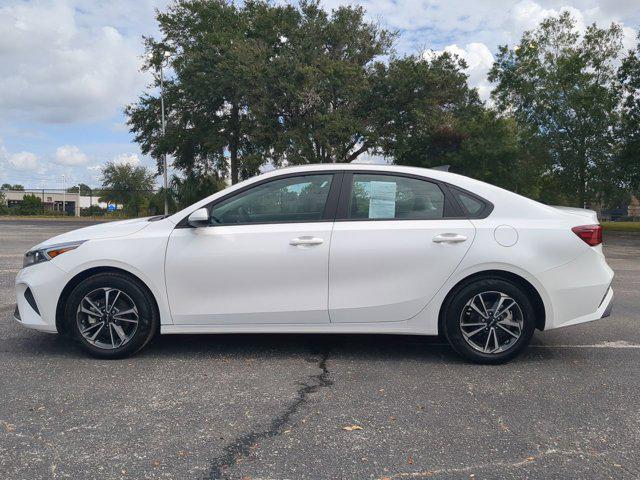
(328, 172, 475, 323)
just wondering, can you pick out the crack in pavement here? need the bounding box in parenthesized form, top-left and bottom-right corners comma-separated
(205, 350, 333, 480)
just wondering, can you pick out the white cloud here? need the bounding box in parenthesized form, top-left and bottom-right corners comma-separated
(0, 138, 7, 161)
(0, 0, 152, 124)
(352, 153, 392, 164)
(0, 140, 6, 178)
(425, 43, 495, 101)
(55, 145, 88, 166)
(0, 0, 637, 189)
(112, 153, 140, 166)
(621, 26, 638, 54)
(8, 151, 38, 170)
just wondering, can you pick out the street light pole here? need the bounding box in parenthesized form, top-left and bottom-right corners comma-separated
(62, 175, 66, 215)
(148, 50, 171, 215)
(157, 50, 171, 216)
(160, 63, 168, 215)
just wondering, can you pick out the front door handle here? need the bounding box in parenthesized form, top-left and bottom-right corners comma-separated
(433, 233, 467, 244)
(290, 236, 324, 246)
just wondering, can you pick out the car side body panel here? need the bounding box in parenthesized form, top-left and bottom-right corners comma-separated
(165, 222, 333, 325)
(13, 164, 614, 339)
(328, 219, 476, 323)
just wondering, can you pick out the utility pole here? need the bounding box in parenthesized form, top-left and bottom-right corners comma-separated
(62, 175, 66, 215)
(160, 62, 168, 216)
(150, 50, 172, 216)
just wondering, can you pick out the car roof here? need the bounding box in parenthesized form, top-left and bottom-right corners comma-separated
(267, 163, 477, 189)
(167, 162, 556, 224)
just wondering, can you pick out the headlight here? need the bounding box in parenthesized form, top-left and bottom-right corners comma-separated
(23, 241, 86, 268)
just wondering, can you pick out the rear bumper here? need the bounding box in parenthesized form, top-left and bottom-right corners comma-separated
(537, 247, 614, 330)
(601, 290, 614, 318)
(546, 286, 613, 329)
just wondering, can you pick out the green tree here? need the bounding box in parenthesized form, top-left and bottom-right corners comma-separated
(127, 0, 299, 184)
(18, 194, 42, 215)
(170, 173, 226, 210)
(0, 190, 6, 214)
(257, 1, 395, 165)
(370, 53, 531, 194)
(489, 12, 624, 207)
(99, 162, 157, 217)
(372, 53, 480, 167)
(2, 184, 24, 191)
(618, 35, 640, 195)
(126, 0, 394, 186)
(67, 183, 93, 196)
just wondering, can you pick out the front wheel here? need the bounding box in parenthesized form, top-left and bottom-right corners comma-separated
(443, 278, 536, 364)
(65, 273, 158, 359)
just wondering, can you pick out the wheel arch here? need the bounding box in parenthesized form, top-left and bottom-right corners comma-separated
(55, 266, 161, 335)
(437, 269, 546, 335)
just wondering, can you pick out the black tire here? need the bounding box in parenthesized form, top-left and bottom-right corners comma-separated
(443, 278, 536, 364)
(65, 273, 158, 359)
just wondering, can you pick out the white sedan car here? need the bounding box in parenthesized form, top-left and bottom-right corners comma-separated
(14, 164, 613, 363)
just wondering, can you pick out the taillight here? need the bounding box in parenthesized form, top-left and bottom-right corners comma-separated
(572, 224, 602, 246)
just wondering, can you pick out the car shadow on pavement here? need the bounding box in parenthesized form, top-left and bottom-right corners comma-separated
(12, 329, 597, 365)
(12, 330, 462, 362)
(145, 333, 459, 363)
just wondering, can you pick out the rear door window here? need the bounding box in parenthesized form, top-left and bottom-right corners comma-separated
(348, 174, 445, 220)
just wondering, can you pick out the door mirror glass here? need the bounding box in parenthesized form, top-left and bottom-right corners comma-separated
(187, 207, 210, 227)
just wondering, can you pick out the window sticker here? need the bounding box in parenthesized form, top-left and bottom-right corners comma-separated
(368, 181, 397, 218)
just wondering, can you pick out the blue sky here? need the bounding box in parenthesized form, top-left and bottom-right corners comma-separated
(0, 0, 637, 189)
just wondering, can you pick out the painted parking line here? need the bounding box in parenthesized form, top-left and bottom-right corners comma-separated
(530, 341, 640, 349)
(410, 340, 640, 349)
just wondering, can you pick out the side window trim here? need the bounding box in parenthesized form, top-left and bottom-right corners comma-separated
(446, 184, 494, 219)
(177, 171, 344, 228)
(335, 170, 465, 221)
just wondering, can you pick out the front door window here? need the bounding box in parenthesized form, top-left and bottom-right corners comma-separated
(210, 174, 334, 225)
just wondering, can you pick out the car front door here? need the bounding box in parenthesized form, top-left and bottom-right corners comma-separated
(165, 172, 341, 325)
(328, 172, 476, 323)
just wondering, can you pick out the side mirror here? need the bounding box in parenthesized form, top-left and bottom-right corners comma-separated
(187, 208, 210, 227)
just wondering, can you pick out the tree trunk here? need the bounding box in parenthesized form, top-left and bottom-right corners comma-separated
(230, 103, 240, 185)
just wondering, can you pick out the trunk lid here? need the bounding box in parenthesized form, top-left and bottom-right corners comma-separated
(551, 206, 599, 224)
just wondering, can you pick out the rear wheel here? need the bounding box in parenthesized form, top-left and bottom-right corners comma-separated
(443, 278, 536, 364)
(65, 273, 158, 359)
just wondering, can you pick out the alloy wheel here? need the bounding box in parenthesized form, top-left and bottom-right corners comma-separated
(459, 291, 524, 354)
(76, 287, 140, 350)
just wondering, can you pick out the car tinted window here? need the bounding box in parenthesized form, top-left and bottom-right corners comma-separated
(349, 174, 444, 220)
(453, 189, 484, 216)
(210, 174, 333, 225)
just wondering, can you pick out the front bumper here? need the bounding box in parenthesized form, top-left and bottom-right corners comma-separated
(14, 261, 70, 333)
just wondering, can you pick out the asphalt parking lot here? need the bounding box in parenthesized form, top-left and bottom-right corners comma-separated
(1, 219, 639, 480)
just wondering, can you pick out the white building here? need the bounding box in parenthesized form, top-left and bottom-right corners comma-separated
(3, 190, 81, 216)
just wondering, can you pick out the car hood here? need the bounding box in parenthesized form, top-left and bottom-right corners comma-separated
(31, 217, 152, 250)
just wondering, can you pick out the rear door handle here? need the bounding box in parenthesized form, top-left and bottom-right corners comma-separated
(432, 233, 467, 244)
(290, 236, 324, 246)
